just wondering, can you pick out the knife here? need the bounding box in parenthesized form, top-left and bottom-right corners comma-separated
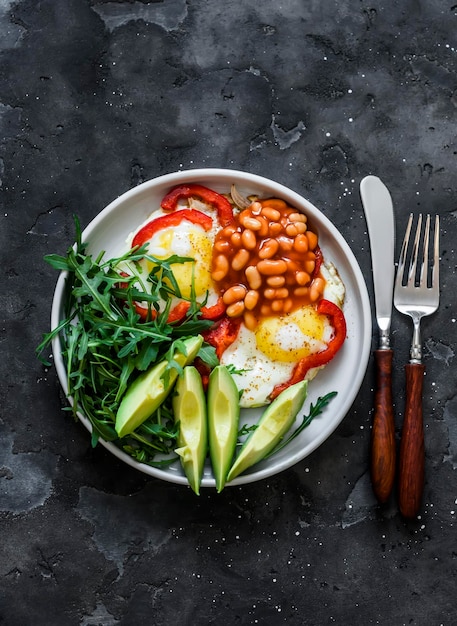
(360, 175, 396, 504)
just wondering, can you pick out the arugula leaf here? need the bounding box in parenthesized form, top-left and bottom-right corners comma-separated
(264, 391, 338, 459)
(37, 219, 220, 465)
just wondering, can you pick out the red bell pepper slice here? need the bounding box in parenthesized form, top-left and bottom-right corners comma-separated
(161, 184, 234, 227)
(131, 209, 213, 249)
(130, 299, 226, 324)
(161, 297, 226, 324)
(269, 299, 347, 400)
(202, 315, 242, 360)
(119, 287, 226, 323)
(201, 297, 226, 321)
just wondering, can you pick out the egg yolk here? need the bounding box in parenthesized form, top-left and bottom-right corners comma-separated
(143, 225, 214, 298)
(254, 307, 328, 363)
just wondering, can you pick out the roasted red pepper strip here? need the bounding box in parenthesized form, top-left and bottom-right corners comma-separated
(161, 184, 234, 227)
(201, 297, 226, 321)
(162, 297, 226, 324)
(130, 299, 226, 323)
(202, 315, 242, 360)
(269, 299, 347, 400)
(131, 209, 213, 249)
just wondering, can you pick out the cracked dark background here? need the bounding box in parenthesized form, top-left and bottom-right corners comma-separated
(1, 1, 457, 624)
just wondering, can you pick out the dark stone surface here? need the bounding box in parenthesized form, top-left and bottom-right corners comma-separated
(1, 1, 456, 624)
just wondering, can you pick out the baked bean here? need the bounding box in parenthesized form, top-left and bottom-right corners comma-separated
(306, 230, 318, 250)
(289, 212, 306, 223)
(241, 228, 257, 250)
(283, 298, 293, 313)
(232, 248, 250, 271)
(277, 236, 294, 252)
(257, 259, 288, 275)
(245, 265, 262, 289)
(294, 286, 309, 297)
(243, 310, 257, 330)
(244, 289, 259, 310)
(296, 271, 310, 286)
(268, 222, 283, 237)
(241, 216, 262, 231)
(223, 284, 247, 305)
(294, 222, 307, 234)
(294, 233, 309, 253)
(212, 255, 229, 281)
(226, 301, 245, 317)
(231, 231, 242, 247)
(221, 224, 237, 237)
(304, 260, 316, 274)
(261, 206, 281, 221)
(275, 287, 289, 299)
(304, 252, 316, 274)
(271, 300, 284, 312)
(264, 287, 288, 300)
(285, 224, 298, 237)
(258, 238, 279, 259)
(309, 277, 325, 302)
(257, 216, 269, 237)
(214, 239, 231, 253)
(266, 275, 285, 287)
(260, 303, 272, 317)
(250, 201, 262, 215)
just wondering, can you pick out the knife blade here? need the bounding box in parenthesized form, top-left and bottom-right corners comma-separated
(360, 175, 396, 504)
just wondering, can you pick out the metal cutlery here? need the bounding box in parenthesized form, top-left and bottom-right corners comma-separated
(394, 213, 440, 518)
(360, 176, 396, 503)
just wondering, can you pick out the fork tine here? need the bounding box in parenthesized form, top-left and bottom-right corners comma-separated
(407, 213, 422, 287)
(396, 213, 413, 287)
(432, 215, 440, 289)
(420, 214, 430, 287)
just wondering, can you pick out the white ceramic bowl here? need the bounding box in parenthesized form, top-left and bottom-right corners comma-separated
(51, 168, 371, 488)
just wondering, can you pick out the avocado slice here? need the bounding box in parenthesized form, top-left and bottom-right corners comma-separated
(115, 335, 203, 438)
(172, 366, 207, 495)
(226, 380, 308, 482)
(207, 365, 240, 492)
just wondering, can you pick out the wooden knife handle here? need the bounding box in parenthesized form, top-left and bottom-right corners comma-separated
(371, 349, 396, 503)
(398, 363, 425, 519)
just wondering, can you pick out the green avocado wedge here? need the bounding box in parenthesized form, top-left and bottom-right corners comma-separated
(115, 335, 203, 439)
(226, 380, 308, 483)
(207, 365, 240, 492)
(172, 366, 207, 495)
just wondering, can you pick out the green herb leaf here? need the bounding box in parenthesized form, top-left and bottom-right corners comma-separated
(264, 391, 338, 459)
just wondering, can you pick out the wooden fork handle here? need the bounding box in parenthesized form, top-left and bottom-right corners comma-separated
(398, 363, 425, 519)
(371, 349, 396, 503)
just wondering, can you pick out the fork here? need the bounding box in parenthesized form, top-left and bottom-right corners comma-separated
(394, 213, 440, 518)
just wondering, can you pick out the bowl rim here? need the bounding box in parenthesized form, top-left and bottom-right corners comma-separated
(50, 167, 372, 487)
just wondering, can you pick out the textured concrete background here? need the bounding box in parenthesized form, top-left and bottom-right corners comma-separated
(1, 1, 457, 624)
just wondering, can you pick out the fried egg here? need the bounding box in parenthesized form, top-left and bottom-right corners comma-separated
(130, 207, 220, 308)
(143, 220, 216, 302)
(220, 262, 345, 407)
